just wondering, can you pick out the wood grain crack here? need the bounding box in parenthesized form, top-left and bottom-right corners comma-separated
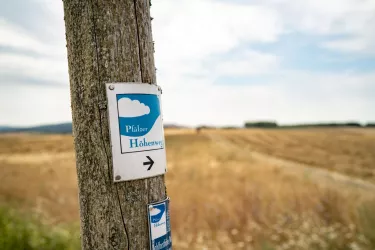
(89, 0, 130, 248)
(133, 0, 144, 82)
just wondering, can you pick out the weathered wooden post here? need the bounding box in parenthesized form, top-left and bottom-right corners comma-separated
(63, 0, 170, 249)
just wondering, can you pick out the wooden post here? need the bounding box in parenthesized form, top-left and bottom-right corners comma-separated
(62, 0, 167, 249)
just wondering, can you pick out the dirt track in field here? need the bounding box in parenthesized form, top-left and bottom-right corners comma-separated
(207, 132, 375, 194)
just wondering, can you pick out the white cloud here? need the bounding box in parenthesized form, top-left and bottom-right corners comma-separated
(0, 53, 69, 85)
(150, 0, 375, 126)
(212, 50, 279, 76)
(0, 85, 71, 126)
(148, 0, 375, 127)
(0, 16, 69, 87)
(259, 0, 375, 53)
(0, 18, 65, 57)
(151, 0, 283, 81)
(160, 70, 375, 127)
(322, 38, 371, 53)
(0, 0, 374, 127)
(118, 98, 150, 118)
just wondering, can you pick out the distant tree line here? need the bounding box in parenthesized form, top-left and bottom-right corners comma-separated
(244, 121, 278, 128)
(243, 121, 375, 129)
(1, 121, 374, 134)
(192, 121, 375, 130)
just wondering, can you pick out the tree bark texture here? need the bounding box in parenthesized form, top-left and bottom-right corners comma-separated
(63, 0, 167, 249)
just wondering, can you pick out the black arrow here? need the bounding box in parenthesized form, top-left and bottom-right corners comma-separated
(143, 156, 154, 171)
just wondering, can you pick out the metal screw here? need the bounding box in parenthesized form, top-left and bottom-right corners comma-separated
(115, 175, 121, 181)
(109, 85, 115, 90)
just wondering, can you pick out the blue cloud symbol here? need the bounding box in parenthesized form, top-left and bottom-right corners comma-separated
(117, 94, 161, 137)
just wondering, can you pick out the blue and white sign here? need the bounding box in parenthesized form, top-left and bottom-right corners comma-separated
(147, 198, 172, 250)
(106, 83, 167, 182)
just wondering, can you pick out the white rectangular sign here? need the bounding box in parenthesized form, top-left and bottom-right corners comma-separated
(106, 82, 167, 182)
(147, 198, 172, 250)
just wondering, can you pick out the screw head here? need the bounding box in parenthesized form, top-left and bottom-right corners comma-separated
(115, 175, 121, 180)
(109, 85, 115, 90)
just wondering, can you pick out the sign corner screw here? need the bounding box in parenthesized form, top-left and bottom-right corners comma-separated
(109, 85, 115, 90)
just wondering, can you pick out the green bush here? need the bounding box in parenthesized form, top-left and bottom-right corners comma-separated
(0, 206, 80, 250)
(358, 200, 375, 246)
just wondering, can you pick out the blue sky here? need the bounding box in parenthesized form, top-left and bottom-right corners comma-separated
(0, 0, 374, 126)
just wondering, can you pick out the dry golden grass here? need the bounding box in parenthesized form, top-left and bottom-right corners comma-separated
(1, 129, 375, 249)
(166, 132, 375, 249)
(0, 134, 78, 224)
(213, 128, 375, 183)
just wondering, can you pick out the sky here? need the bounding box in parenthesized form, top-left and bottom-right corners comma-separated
(0, 0, 374, 127)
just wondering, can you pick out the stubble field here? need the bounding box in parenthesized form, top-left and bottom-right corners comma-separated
(0, 128, 375, 249)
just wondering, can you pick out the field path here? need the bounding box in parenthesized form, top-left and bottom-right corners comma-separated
(206, 132, 375, 193)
